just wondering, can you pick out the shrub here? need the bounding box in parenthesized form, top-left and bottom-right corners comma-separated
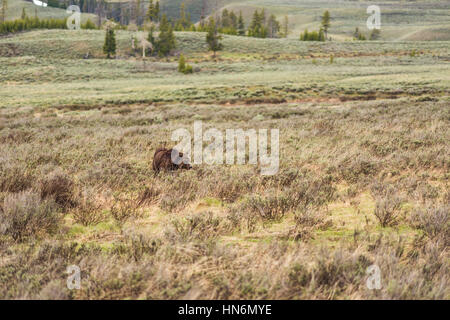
(183, 64, 193, 74)
(39, 169, 75, 209)
(71, 189, 104, 226)
(166, 212, 230, 242)
(178, 54, 194, 74)
(0, 191, 60, 242)
(81, 19, 97, 30)
(178, 54, 186, 72)
(110, 196, 140, 226)
(410, 205, 449, 240)
(371, 184, 403, 227)
(241, 191, 293, 222)
(0, 164, 33, 193)
(300, 28, 325, 41)
(0, 17, 67, 35)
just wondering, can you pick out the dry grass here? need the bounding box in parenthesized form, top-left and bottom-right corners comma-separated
(0, 96, 448, 299)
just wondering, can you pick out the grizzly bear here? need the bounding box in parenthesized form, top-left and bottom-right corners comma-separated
(152, 148, 192, 173)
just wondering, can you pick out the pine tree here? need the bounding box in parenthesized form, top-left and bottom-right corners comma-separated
(248, 9, 267, 38)
(237, 11, 245, 36)
(318, 27, 325, 41)
(267, 14, 280, 38)
(230, 11, 237, 29)
(21, 8, 26, 20)
(147, 0, 154, 22)
(321, 10, 331, 40)
(206, 17, 222, 58)
(157, 14, 176, 57)
(178, 53, 186, 72)
(154, 1, 160, 23)
(147, 24, 156, 46)
(103, 27, 116, 59)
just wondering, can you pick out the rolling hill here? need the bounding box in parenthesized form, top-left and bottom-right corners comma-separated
(6, 1, 449, 41)
(210, 0, 450, 41)
(4, 0, 97, 22)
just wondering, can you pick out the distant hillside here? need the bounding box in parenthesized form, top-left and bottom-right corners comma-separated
(210, 0, 450, 41)
(115, 0, 450, 41)
(157, 0, 234, 21)
(5, 0, 97, 23)
(4, 0, 450, 41)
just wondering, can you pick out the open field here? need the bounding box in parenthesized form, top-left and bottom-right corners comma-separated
(0, 29, 449, 299)
(0, 30, 449, 109)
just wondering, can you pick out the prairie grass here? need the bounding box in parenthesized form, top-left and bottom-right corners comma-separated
(0, 28, 448, 300)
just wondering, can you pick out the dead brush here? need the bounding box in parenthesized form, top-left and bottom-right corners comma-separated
(208, 171, 256, 203)
(294, 207, 333, 230)
(285, 175, 336, 211)
(371, 182, 404, 227)
(110, 195, 141, 226)
(410, 205, 449, 241)
(0, 163, 33, 193)
(227, 204, 259, 233)
(166, 212, 231, 242)
(38, 168, 76, 209)
(136, 186, 162, 206)
(0, 190, 61, 242)
(287, 206, 333, 241)
(114, 232, 161, 262)
(71, 189, 105, 227)
(242, 192, 291, 222)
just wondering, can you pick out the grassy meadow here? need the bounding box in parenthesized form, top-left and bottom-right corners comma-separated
(215, 0, 450, 41)
(0, 26, 449, 299)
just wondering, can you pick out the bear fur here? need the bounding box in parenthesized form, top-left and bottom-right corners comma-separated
(152, 148, 192, 173)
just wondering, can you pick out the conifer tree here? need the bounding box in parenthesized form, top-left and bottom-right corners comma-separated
(154, 1, 160, 23)
(147, 0, 155, 22)
(178, 53, 186, 72)
(267, 14, 280, 38)
(157, 14, 176, 56)
(206, 17, 222, 58)
(237, 11, 245, 36)
(147, 24, 156, 46)
(321, 10, 331, 39)
(103, 27, 116, 59)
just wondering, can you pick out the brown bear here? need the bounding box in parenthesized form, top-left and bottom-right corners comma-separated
(152, 148, 192, 173)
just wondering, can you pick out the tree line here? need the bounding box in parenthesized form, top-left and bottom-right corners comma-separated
(0, 7, 97, 34)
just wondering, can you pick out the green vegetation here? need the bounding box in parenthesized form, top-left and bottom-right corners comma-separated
(0, 16, 68, 34)
(103, 27, 116, 59)
(178, 53, 193, 74)
(206, 18, 223, 57)
(299, 28, 325, 42)
(155, 14, 176, 56)
(321, 10, 330, 39)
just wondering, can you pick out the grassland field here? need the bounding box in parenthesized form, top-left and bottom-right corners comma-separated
(0, 26, 449, 299)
